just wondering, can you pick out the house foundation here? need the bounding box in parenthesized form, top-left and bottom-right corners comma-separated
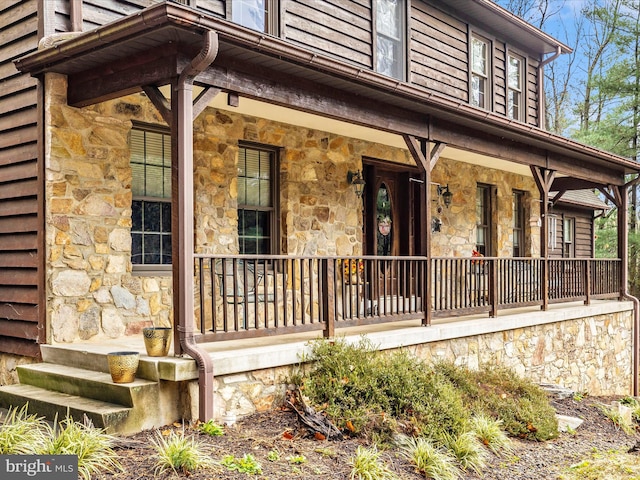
(207, 302, 634, 419)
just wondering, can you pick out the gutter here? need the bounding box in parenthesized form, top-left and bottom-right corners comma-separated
(175, 30, 219, 421)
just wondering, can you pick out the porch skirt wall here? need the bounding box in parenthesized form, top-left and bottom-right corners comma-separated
(205, 304, 633, 420)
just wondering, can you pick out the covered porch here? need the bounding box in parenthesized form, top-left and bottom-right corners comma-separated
(13, 1, 640, 425)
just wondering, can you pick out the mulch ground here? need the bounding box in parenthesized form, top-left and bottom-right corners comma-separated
(95, 394, 640, 479)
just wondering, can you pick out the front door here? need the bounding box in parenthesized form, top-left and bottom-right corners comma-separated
(363, 160, 423, 306)
(363, 160, 423, 257)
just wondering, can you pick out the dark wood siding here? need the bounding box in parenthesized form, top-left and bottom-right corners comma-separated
(410, 1, 468, 101)
(526, 57, 539, 126)
(0, 0, 42, 357)
(548, 207, 593, 258)
(283, 0, 373, 70)
(493, 41, 506, 116)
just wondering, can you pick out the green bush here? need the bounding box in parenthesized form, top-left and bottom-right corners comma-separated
(301, 339, 558, 446)
(435, 362, 558, 441)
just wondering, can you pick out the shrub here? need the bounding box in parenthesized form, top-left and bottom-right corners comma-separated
(0, 404, 48, 454)
(348, 445, 398, 480)
(40, 415, 122, 480)
(398, 436, 460, 480)
(198, 419, 224, 436)
(435, 362, 558, 441)
(152, 429, 213, 476)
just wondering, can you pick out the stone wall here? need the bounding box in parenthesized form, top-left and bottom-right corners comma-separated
(213, 309, 633, 418)
(45, 75, 172, 344)
(44, 78, 412, 344)
(431, 159, 541, 258)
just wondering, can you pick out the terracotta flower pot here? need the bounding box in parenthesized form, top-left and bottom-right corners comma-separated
(107, 351, 139, 383)
(142, 327, 172, 357)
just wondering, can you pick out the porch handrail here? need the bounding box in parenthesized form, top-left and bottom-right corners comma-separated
(193, 255, 621, 340)
(431, 256, 621, 318)
(194, 254, 428, 342)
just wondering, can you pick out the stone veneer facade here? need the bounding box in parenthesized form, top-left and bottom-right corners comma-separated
(43, 73, 544, 345)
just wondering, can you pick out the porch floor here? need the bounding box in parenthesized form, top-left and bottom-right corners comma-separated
(45, 300, 634, 382)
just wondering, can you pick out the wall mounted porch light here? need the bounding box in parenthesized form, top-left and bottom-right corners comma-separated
(437, 184, 453, 208)
(347, 170, 366, 198)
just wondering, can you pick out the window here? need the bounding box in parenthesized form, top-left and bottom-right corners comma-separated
(507, 54, 523, 120)
(471, 35, 490, 109)
(237, 144, 279, 254)
(476, 184, 492, 256)
(563, 217, 575, 257)
(231, 0, 278, 34)
(512, 191, 524, 257)
(375, 0, 405, 80)
(130, 127, 172, 267)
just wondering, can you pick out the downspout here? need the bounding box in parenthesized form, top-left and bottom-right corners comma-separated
(537, 46, 562, 130)
(622, 292, 639, 396)
(619, 181, 640, 396)
(175, 30, 219, 421)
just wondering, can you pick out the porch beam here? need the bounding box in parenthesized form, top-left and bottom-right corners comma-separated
(193, 55, 429, 137)
(193, 86, 221, 120)
(67, 45, 180, 107)
(430, 117, 624, 185)
(142, 86, 172, 127)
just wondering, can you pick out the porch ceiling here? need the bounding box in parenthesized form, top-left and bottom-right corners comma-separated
(14, 1, 640, 186)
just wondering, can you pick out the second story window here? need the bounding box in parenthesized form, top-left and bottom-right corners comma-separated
(471, 35, 489, 109)
(508, 54, 523, 120)
(130, 126, 172, 268)
(238, 144, 279, 254)
(231, 0, 278, 34)
(375, 0, 405, 80)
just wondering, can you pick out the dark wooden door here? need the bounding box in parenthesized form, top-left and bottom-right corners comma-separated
(363, 161, 423, 304)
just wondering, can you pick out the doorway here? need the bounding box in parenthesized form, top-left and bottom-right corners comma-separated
(363, 160, 423, 257)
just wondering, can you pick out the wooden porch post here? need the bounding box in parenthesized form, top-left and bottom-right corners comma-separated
(531, 166, 555, 311)
(403, 134, 438, 326)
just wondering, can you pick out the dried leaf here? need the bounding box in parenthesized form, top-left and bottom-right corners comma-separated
(173, 422, 182, 428)
(283, 431, 294, 440)
(161, 429, 171, 436)
(345, 420, 356, 432)
(314, 432, 326, 441)
(527, 423, 537, 432)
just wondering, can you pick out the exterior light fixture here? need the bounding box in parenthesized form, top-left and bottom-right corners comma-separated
(347, 170, 366, 198)
(437, 184, 453, 208)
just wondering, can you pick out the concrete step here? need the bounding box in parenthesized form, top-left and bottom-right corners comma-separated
(17, 363, 157, 407)
(0, 384, 132, 434)
(40, 344, 198, 382)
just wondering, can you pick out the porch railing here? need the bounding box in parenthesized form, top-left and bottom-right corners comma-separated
(193, 255, 621, 341)
(432, 257, 621, 318)
(194, 255, 428, 342)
